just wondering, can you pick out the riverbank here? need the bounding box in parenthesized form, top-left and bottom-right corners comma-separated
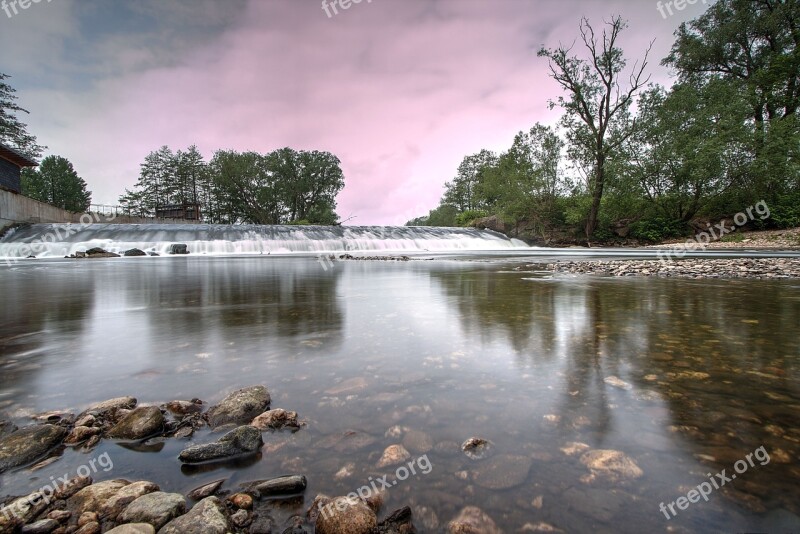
(548, 258, 800, 279)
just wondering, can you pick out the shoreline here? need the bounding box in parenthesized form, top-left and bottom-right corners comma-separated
(547, 257, 800, 279)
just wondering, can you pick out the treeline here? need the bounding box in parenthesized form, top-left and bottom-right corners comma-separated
(409, 1, 800, 242)
(119, 146, 345, 225)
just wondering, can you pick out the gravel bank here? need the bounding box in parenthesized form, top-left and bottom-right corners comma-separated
(549, 258, 800, 279)
(649, 228, 800, 250)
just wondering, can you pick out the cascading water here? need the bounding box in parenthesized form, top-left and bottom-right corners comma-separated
(0, 223, 531, 259)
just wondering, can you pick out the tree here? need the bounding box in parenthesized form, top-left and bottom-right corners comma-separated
(626, 80, 751, 222)
(443, 150, 498, 212)
(539, 16, 652, 240)
(0, 73, 46, 159)
(21, 156, 91, 211)
(664, 0, 800, 198)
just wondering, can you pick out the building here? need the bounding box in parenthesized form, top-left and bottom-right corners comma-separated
(155, 202, 202, 221)
(0, 143, 38, 194)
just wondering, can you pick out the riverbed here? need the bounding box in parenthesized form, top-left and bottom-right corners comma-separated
(1, 256, 799, 533)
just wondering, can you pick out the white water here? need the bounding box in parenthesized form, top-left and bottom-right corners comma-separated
(0, 223, 530, 259)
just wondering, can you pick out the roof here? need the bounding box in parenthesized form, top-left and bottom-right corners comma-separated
(0, 143, 38, 167)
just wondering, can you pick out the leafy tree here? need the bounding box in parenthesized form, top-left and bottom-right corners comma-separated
(539, 16, 652, 239)
(443, 150, 498, 212)
(21, 156, 91, 211)
(0, 73, 46, 159)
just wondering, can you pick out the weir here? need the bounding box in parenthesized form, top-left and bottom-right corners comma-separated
(0, 223, 530, 258)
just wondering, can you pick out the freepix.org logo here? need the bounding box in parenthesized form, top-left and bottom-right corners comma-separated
(2, 0, 54, 20)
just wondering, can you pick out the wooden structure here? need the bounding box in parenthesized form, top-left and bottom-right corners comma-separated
(155, 202, 202, 221)
(0, 143, 38, 194)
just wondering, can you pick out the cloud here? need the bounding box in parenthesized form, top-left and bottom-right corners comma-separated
(3, 0, 712, 224)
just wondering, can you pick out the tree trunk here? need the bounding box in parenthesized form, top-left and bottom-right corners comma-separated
(584, 157, 606, 240)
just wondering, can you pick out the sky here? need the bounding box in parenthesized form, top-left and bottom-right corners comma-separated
(1, 0, 712, 225)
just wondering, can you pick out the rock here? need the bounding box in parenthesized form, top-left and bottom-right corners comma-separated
(167, 244, 189, 255)
(64, 426, 102, 445)
(187, 479, 225, 500)
(242, 475, 307, 496)
(99, 480, 160, 521)
(402, 430, 433, 454)
(178, 425, 263, 463)
(20, 518, 59, 533)
(579, 449, 643, 484)
(206, 386, 270, 429)
(228, 493, 253, 509)
(324, 377, 368, 395)
(55, 476, 92, 499)
(68, 479, 130, 514)
(78, 512, 99, 527)
(105, 525, 156, 534)
(373, 506, 415, 534)
(165, 400, 203, 416)
(79, 397, 137, 419)
(230, 508, 250, 527)
(75, 522, 101, 534)
(603, 376, 632, 390)
(472, 455, 532, 489)
(314, 496, 377, 534)
(47, 510, 71, 522)
(0, 492, 49, 530)
(251, 409, 299, 430)
(0, 424, 68, 472)
(107, 406, 165, 440)
(472, 215, 510, 233)
(376, 445, 411, 468)
(117, 492, 185, 530)
(447, 506, 501, 534)
(74, 414, 96, 427)
(461, 437, 493, 460)
(123, 249, 147, 257)
(158, 496, 229, 534)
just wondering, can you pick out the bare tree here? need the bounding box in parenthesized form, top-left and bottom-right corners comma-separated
(539, 16, 652, 241)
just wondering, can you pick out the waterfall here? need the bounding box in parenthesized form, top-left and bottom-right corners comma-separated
(0, 223, 530, 258)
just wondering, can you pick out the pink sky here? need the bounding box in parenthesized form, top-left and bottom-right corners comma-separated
(2, 0, 711, 224)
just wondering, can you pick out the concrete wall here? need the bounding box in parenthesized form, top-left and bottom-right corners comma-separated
(0, 189, 201, 232)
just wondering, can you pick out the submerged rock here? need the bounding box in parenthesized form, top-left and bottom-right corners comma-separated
(471, 454, 532, 489)
(158, 496, 229, 534)
(178, 425, 263, 463)
(206, 386, 270, 429)
(373, 506, 416, 534)
(106, 525, 155, 534)
(242, 475, 307, 497)
(0, 424, 68, 472)
(447, 506, 501, 534)
(251, 408, 299, 430)
(107, 406, 165, 440)
(165, 399, 203, 416)
(376, 444, 411, 468)
(579, 449, 643, 484)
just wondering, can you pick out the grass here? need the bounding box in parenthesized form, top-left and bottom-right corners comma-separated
(721, 232, 746, 243)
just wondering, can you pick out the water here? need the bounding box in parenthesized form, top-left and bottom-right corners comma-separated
(0, 223, 530, 258)
(1, 255, 799, 533)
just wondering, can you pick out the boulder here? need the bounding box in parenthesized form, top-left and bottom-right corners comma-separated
(20, 518, 60, 533)
(157, 496, 229, 534)
(0, 424, 68, 472)
(186, 479, 225, 500)
(314, 496, 377, 534)
(206, 386, 270, 429)
(117, 492, 185, 530)
(106, 525, 156, 534)
(250, 409, 298, 430)
(79, 397, 137, 419)
(107, 407, 165, 440)
(67, 479, 131, 515)
(241, 475, 307, 497)
(178, 425, 263, 464)
(376, 444, 411, 468)
(167, 244, 189, 255)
